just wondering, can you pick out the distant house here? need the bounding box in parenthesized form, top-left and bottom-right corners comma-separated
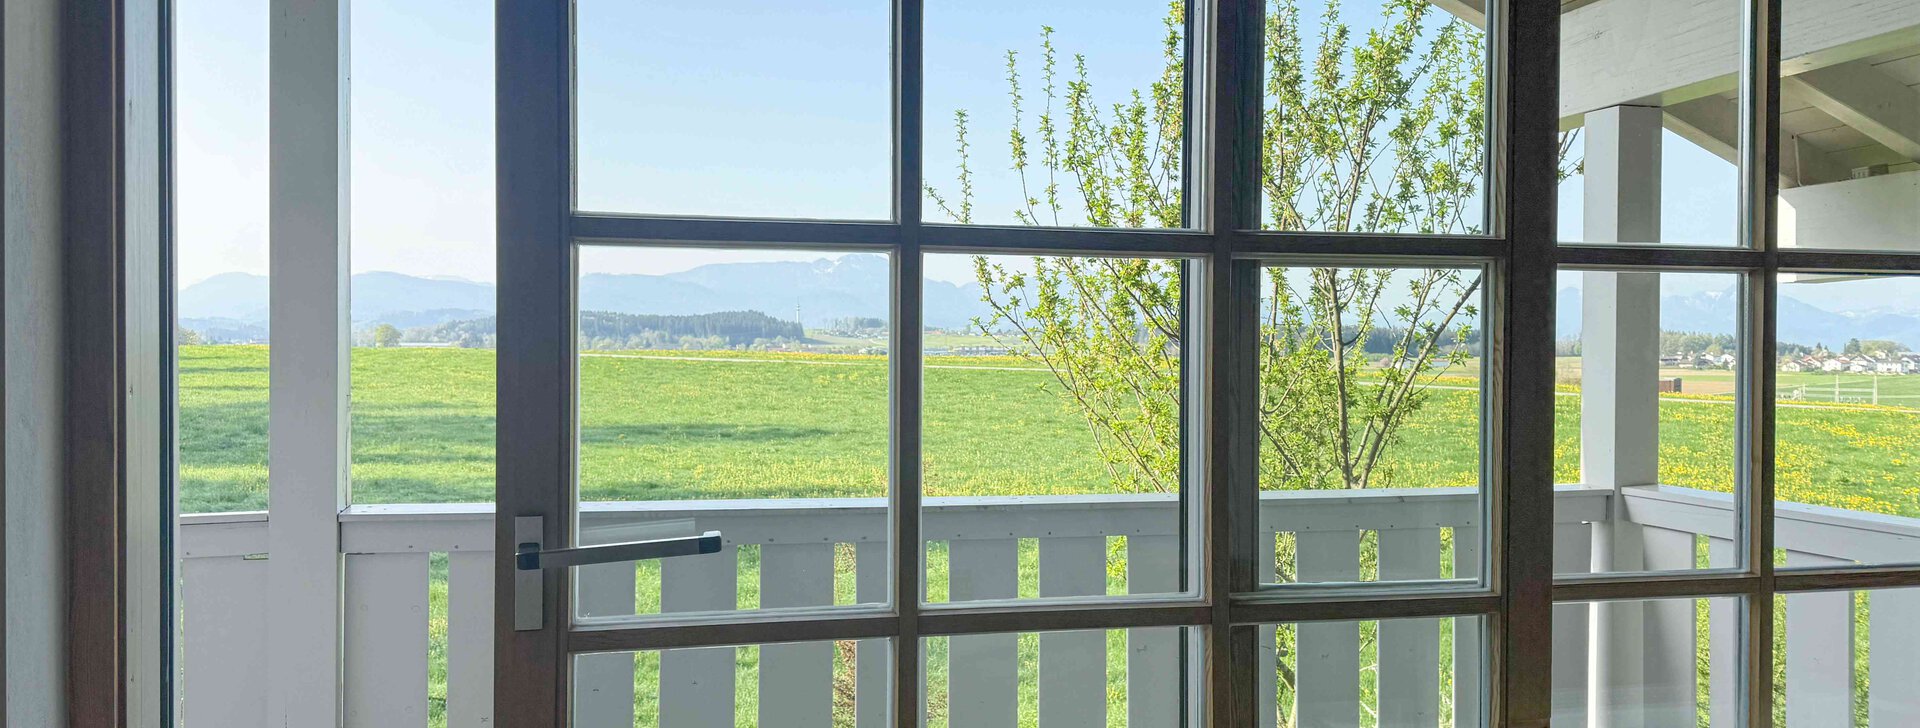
(1780, 358, 1806, 373)
(1849, 360, 1873, 373)
(1823, 358, 1849, 372)
(1902, 353, 1920, 374)
(1875, 357, 1904, 375)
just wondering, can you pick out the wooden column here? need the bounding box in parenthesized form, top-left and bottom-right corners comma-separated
(267, 0, 350, 725)
(1580, 104, 1665, 728)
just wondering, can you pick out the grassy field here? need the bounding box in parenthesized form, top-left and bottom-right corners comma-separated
(179, 345, 1920, 518)
(178, 345, 1920, 726)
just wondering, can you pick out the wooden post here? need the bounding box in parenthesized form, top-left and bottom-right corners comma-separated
(267, 0, 350, 724)
(1579, 105, 1664, 728)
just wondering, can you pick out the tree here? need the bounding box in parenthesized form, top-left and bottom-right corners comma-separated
(370, 323, 401, 348)
(930, 0, 1494, 496)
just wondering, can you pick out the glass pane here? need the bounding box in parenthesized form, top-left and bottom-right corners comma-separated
(574, 0, 891, 219)
(922, 254, 1192, 605)
(1557, 0, 1742, 246)
(1554, 271, 1743, 576)
(176, 0, 270, 514)
(1776, 3, 1920, 253)
(923, 0, 1187, 228)
(1773, 587, 1920, 726)
(1774, 274, 1920, 568)
(1256, 265, 1487, 588)
(1259, 616, 1485, 727)
(922, 627, 1196, 725)
(1260, 0, 1489, 234)
(573, 247, 890, 622)
(571, 639, 883, 726)
(1554, 597, 1740, 726)
(347, 0, 496, 505)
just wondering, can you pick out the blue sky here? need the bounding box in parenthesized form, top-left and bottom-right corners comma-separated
(176, 0, 1743, 292)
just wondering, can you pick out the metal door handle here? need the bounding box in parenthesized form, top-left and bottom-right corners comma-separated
(513, 515, 723, 631)
(515, 531, 721, 570)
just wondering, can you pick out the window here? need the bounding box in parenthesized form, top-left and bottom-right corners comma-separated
(168, 0, 1920, 724)
(574, 0, 892, 219)
(924, 0, 1190, 228)
(1555, 270, 1744, 576)
(1260, 0, 1491, 235)
(1257, 264, 1490, 588)
(347, 0, 497, 506)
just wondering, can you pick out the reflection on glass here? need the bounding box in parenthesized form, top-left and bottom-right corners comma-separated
(1776, 3, 1920, 253)
(1773, 274, 1920, 568)
(1260, 616, 1483, 728)
(1260, 0, 1488, 234)
(1553, 597, 1738, 726)
(1256, 266, 1487, 588)
(1557, 0, 1741, 246)
(572, 639, 880, 726)
(923, 627, 1194, 726)
(574, 248, 891, 622)
(1772, 587, 1920, 726)
(923, 0, 1187, 228)
(1554, 271, 1742, 576)
(923, 255, 1190, 604)
(176, 0, 270, 514)
(575, 0, 891, 219)
(347, 0, 497, 506)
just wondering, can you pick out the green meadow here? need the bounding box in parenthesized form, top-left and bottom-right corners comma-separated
(178, 345, 1920, 727)
(178, 345, 1920, 518)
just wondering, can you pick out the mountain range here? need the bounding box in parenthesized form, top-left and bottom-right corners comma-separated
(1557, 285, 1920, 350)
(178, 257, 1920, 350)
(178, 254, 991, 341)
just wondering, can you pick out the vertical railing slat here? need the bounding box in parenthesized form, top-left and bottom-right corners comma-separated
(1784, 552, 1853, 726)
(182, 556, 269, 727)
(1127, 534, 1181, 726)
(659, 547, 739, 726)
(446, 551, 495, 728)
(1039, 536, 1107, 728)
(344, 552, 430, 728)
(1295, 529, 1361, 728)
(948, 538, 1019, 727)
(1453, 525, 1484, 728)
(1551, 521, 1595, 726)
(1258, 532, 1279, 728)
(572, 559, 637, 725)
(1870, 586, 1920, 725)
(855, 540, 891, 728)
(761, 543, 836, 726)
(1379, 528, 1441, 728)
(1708, 538, 1738, 728)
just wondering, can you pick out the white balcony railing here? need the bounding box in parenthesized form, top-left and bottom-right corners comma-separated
(175, 485, 1920, 726)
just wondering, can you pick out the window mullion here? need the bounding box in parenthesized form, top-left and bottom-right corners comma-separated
(1743, 0, 1784, 723)
(1497, 0, 1563, 724)
(1207, 0, 1264, 722)
(892, 0, 926, 724)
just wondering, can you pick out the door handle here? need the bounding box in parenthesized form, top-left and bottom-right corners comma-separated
(512, 515, 723, 631)
(515, 531, 722, 571)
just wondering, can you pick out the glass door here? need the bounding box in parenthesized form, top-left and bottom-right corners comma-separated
(493, 0, 1531, 725)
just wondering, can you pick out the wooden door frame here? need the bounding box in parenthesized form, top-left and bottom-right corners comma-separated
(61, 0, 170, 725)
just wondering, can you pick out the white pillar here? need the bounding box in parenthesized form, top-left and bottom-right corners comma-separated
(267, 0, 349, 725)
(1579, 105, 1664, 728)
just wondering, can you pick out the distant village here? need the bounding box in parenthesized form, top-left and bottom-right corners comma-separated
(1778, 351, 1920, 375)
